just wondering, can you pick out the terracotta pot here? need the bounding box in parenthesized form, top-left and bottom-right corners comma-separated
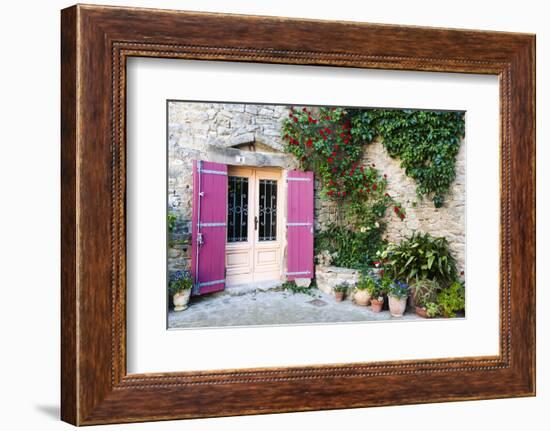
(173, 289, 191, 312)
(415, 306, 428, 318)
(388, 295, 407, 317)
(353, 289, 371, 306)
(370, 298, 384, 313)
(334, 291, 345, 302)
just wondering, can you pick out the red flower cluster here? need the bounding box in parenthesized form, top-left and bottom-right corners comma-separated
(285, 136, 299, 145)
(341, 122, 351, 144)
(393, 205, 406, 220)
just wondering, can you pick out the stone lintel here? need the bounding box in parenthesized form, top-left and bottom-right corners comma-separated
(203, 144, 298, 169)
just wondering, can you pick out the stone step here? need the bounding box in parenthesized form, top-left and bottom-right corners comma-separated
(223, 280, 284, 296)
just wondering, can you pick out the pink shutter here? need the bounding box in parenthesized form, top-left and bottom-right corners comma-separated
(191, 160, 227, 295)
(286, 170, 314, 281)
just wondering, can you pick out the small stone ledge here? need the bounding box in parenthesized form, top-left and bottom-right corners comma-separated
(315, 265, 360, 295)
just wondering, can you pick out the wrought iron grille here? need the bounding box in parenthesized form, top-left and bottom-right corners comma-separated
(227, 176, 249, 242)
(259, 179, 277, 241)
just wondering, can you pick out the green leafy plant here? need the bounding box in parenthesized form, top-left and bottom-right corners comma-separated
(315, 224, 386, 269)
(361, 274, 385, 298)
(425, 302, 441, 318)
(380, 232, 458, 287)
(378, 274, 392, 295)
(356, 274, 376, 292)
(333, 282, 350, 293)
(411, 279, 440, 308)
(167, 211, 178, 233)
(387, 281, 409, 299)
(282, 280, 315, 296)
(437, 280, 465, 317)
(168, 270, 192, 295)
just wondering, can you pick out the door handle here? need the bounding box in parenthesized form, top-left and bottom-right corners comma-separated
(254, 216, 258, 231)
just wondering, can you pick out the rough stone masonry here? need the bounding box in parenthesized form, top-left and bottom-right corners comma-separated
(167, 101, 465, 276)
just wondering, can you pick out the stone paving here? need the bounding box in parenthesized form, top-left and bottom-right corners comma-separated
(168, 285, 420, 329)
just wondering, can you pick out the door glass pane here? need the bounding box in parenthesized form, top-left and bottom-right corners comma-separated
(259, 179, 277, 241)
(227, 176, 248, 242)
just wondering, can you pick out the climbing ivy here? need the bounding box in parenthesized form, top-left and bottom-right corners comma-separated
(349, 109, 465, 207)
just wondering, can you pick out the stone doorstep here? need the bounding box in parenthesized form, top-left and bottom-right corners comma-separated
(223, 280, 284, 296)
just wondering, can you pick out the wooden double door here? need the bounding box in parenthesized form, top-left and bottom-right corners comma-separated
(225, 167, 284, 286)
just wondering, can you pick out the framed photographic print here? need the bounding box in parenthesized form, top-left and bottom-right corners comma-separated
(61, 4, 535, 425)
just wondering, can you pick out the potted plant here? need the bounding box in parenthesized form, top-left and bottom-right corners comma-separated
(353, 274, 375, 306)
(363, 274, 385, 312)
(387, 280, 409, 317)
(368, 283, 384, 313)
(333, 282, 349, 302)
(169, 270, 193, 311)
(370, 296, 384, 313)
(411, 279, 440, 318)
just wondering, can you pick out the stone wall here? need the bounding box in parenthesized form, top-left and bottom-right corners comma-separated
(168, 101, 465, 275)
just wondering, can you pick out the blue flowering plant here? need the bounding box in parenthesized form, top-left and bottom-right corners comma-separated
(387, 280, 409, 299)
(168, 270, 193, 295)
